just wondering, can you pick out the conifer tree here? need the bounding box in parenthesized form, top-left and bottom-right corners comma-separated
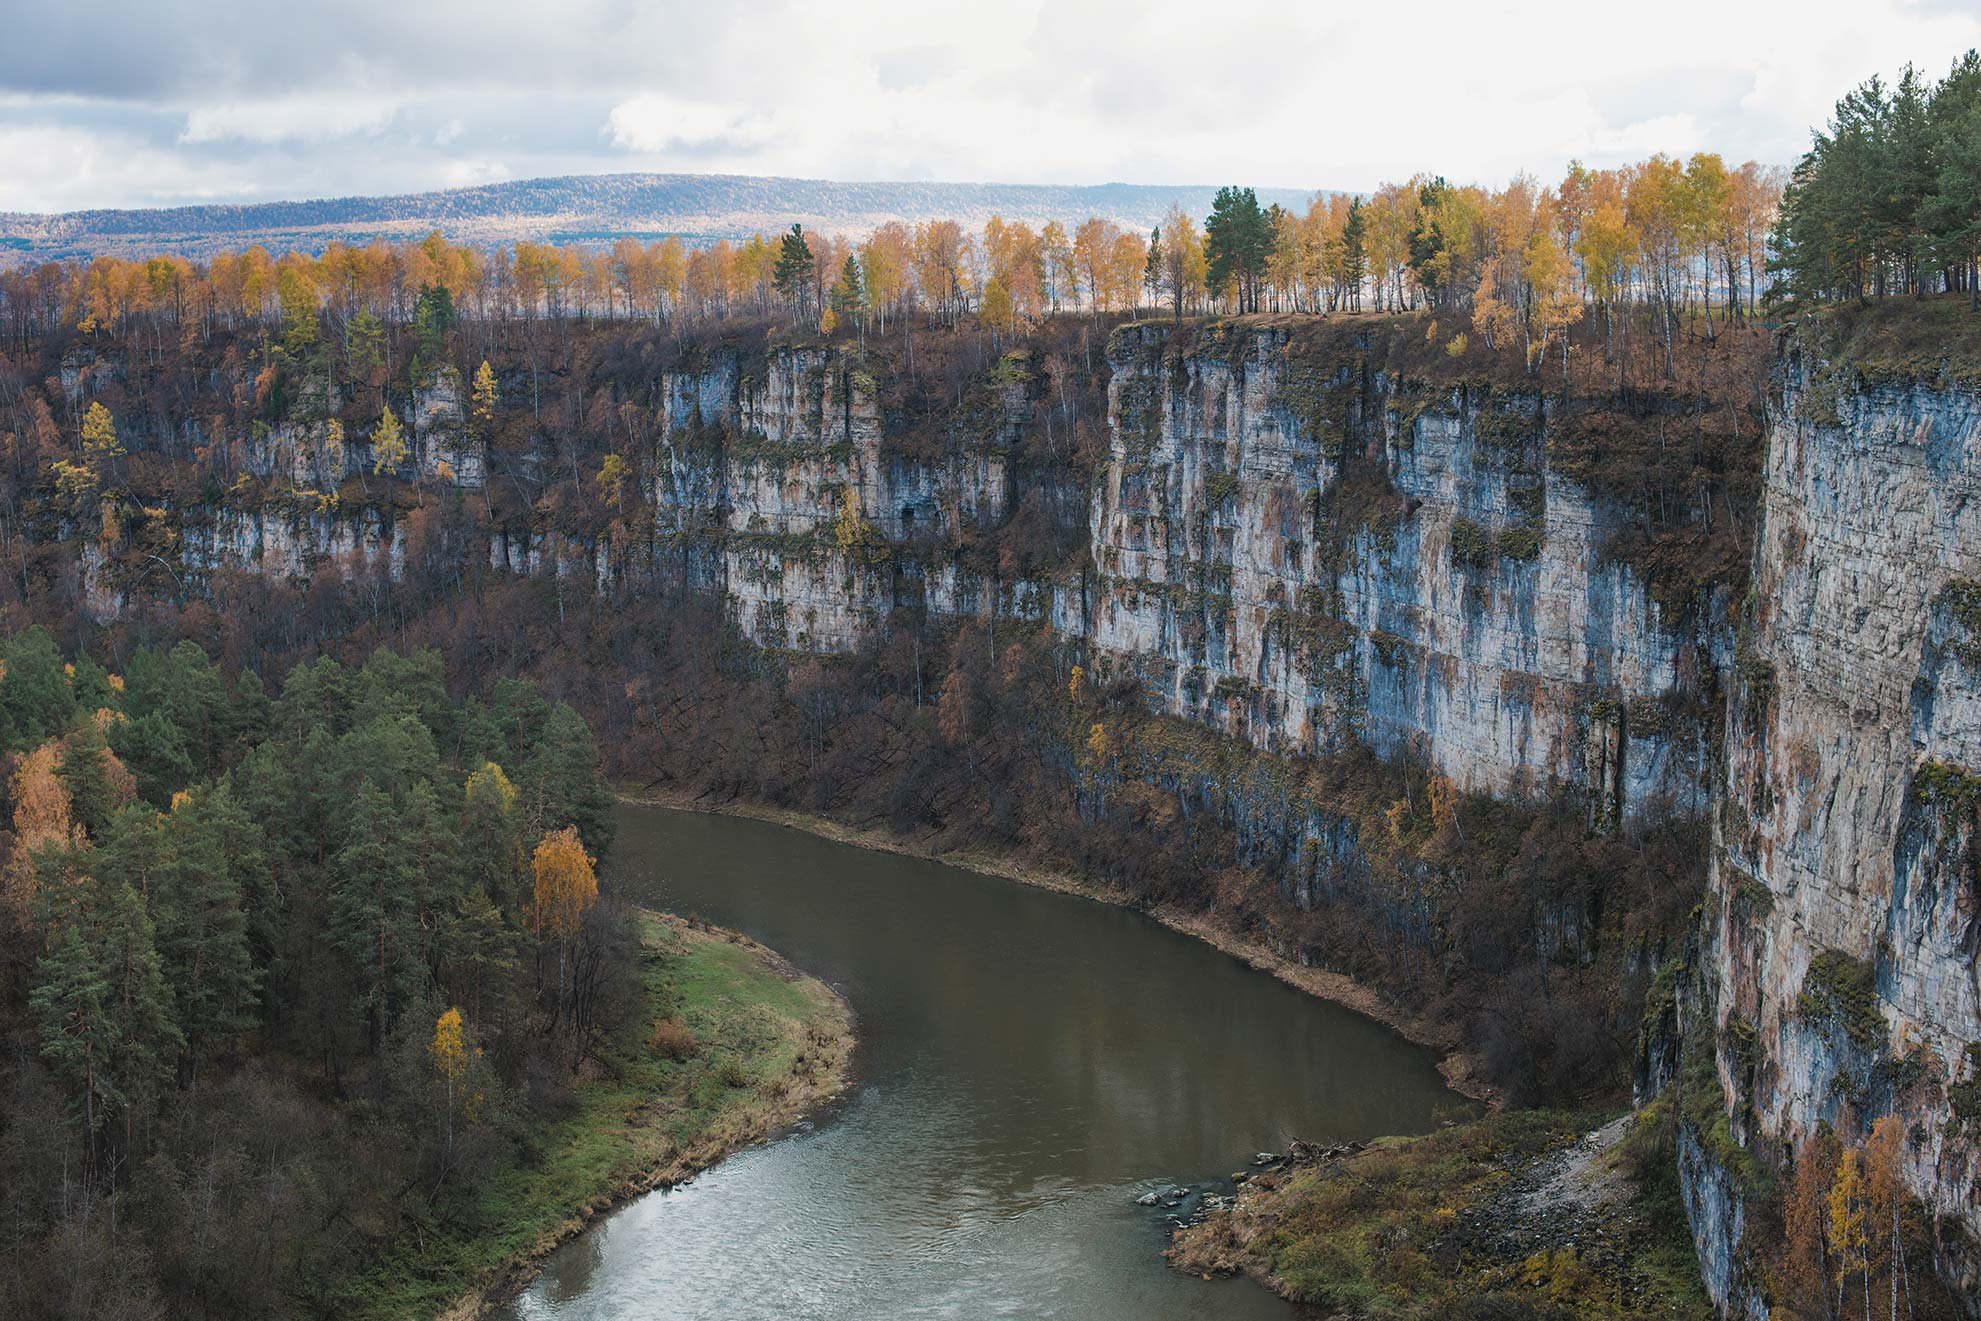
(829, 254, 866, 328)
(774, 224, 818, 319)
(154, 794, 259, 1080)
(331, 779, 421, 1048)
(523, 703, 615, 854)
(462, 761, 525, 915)
(1205, 186, 1271, 312)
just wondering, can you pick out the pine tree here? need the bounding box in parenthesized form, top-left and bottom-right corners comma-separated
(1143, 226, 1163, 308)
(410, 282, 457, 381)
(95, 804, 169, 906)
(1341, 200, 1368, 311)
(404, 779, 462, 977)
(462, 761, 525, 916)
(154, 793, 259, 1080)
(331, 780, 421, 1049)
(523, 703, 615, 855)
(110, 709, 193, 807)
(774, 224, 818, 319)
(30, 925, 119, 1164)
(30, 871, 177, 1177)
(227, 668, 272, 749)
(1205, 186, 1271, 312)
(56, 720, 128, 840)
(444, 886, 516, 1027)
(829, 254, 866, 328)
(0, 626, 77, 750)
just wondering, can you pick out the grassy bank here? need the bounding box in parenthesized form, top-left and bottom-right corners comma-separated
(1169, 1106, 1709, 1319)
(620, 785, 1497, 1104)
(345, 910, 852, 1320)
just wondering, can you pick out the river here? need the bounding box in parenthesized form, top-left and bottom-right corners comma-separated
(498, 804, 1463, 1320)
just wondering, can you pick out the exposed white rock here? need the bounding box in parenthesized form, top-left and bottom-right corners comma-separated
(1085, 323, 1714, 819)
(1692, 346, 1981, 1306)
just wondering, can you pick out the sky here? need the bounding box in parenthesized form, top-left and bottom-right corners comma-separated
(2, 0, 1979, 215)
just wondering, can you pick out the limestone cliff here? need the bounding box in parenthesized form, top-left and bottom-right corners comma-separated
(1683, 337, 1981, 1310)
(1088, 322, 1718, 822)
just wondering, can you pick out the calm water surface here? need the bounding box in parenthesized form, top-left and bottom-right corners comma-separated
(501, 805, 1462, 1320)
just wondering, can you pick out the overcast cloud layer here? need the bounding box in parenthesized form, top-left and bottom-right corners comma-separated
(3, 0, 1979, 214)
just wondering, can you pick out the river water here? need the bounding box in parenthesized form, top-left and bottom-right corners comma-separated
(499, 805, 1462, 1320)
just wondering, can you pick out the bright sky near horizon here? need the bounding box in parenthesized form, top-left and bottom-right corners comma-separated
(3, 0, 1979, 214)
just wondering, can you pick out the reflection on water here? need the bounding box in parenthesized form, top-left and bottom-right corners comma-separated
(500, 806, 1463, 1320)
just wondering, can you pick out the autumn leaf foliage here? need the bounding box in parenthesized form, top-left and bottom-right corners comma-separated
(529, 826, 597, 941)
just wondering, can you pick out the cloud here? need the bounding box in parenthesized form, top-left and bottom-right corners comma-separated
(180, 94, 401, 145)
(0, 0, 1976, 211)
(440, 158, 509, 187)
(605, 94, 774, 153)
(0, 123, 257, 212)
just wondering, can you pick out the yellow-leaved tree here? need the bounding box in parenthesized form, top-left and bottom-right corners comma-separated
(530, 826, 597, 941)
(5, 743, 81, 909)
(597, 453, 630, 507)
(471, 360, 498, 437)
(81, 401, 123, 464)
(430, 1006, 466, 1085)
(1828, 1147, 1868, 1303)
(428, 1005, 483, 1184)
(371, 404, 408, 475)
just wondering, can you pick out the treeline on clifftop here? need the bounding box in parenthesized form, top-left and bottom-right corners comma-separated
(0, 630, 630, 1317)
(2, 144, 1784, 373)
(1772, 51, 1981, 307)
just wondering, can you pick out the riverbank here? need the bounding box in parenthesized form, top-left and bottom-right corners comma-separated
(619, 786, 1496, 1106)
(1168, 1106, 1710, 1318)
(358, 910, 856, 1320)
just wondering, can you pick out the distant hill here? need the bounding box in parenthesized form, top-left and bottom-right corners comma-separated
(0, 173, 1329, 264)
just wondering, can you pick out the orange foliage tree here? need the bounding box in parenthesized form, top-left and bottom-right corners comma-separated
(529, 826, 597, 941)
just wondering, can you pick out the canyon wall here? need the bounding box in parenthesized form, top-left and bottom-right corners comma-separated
(630, 324, 1722, 821)
(1684, 342, 1981, 1309)
(69, 315, 1981, 1311)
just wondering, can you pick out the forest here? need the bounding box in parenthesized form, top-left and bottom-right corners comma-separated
(0, 632, 625, 1316)
(1771, 51, 1981, 305)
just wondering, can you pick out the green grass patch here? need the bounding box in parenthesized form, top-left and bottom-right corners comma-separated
(340, 913, 849, 1319)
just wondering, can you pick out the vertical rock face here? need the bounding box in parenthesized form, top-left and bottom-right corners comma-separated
(653, 343, 1027, 651)
(1088, 323, 1716, 820)
(1694, 343, 1981, 1305)
(413, 366, 484, 488)
(631, 322, 1717, 820)
(183, 509, 406, 582)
